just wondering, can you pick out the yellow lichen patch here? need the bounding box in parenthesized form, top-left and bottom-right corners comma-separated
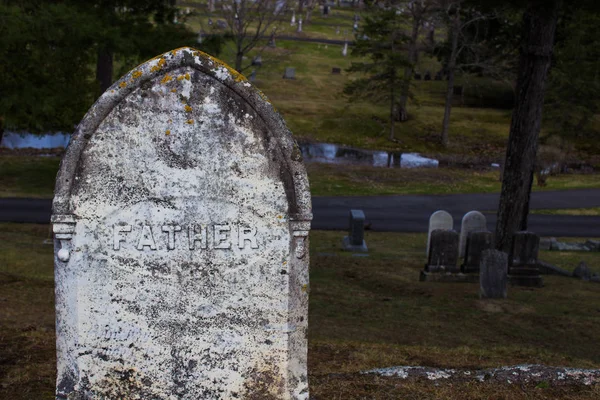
(151, 57, 167, 72)
(184, 105, 192, 113)
(171, 89, 177, 93)
(301, 284, 309, 293)
(171, 49, 178, 56)
(132, 70, 143, 79)
(187, 119, 194, 124)
(165, 130, 171, 136)
(161, 74, 173, 84)
(283, 261, 287, 265)
(168, 119, 172, 123)
(277, 215, 283, 219)
(111, 90, 115, 93)
(177, 75, 185, 81)
(119, 81, 127, 88)
(185, 73, 190, 80)
(207, 54, 247, 83)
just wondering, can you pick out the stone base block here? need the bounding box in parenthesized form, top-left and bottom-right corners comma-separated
(342, 236, 368, 252)
(420, 270, 479, 283)
(508, 274, 544, 287)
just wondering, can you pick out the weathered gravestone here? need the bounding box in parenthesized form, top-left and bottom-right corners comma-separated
(509, 231, 543, 287)
(426, 210, 453, 258)
(51, 47, 312, 399)
(331, 67, 341, 75)
(342, 209, 368, 252)
(425, 229, 459, 273)
(458, 211, 487, 258)
(462, 230, 493, 273)
(479, 249, 508, 299)
(283, 67, 296, 79)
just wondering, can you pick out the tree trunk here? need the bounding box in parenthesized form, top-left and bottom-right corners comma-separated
(96, 46, 113, 93)
(235, 51, 244, 73)
(495, 0, 560, 253)
(440, 11, 460, 147)
(0, 116, 4, 146)
(398, 13, 420, 120)
(389, 85, 395, 141)
(298, 0, 304, 14)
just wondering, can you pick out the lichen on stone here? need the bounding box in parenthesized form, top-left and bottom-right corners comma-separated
(119, 82, 127, 88)
(161, 74, 173, 84)
(132, 70, 143, 79)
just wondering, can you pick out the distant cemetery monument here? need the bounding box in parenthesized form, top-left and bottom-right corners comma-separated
(51, 47, 312, 399)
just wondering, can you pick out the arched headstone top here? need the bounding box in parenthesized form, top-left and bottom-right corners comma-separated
(53, 47, 311, 221)
(51, 48, 312, 399)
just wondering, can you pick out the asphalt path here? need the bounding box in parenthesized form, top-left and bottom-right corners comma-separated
(2, 189, 600, 237)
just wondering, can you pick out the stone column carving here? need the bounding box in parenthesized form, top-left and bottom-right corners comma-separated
(51, 214, 76, 262)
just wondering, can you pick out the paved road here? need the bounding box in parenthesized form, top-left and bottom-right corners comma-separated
(2, 189, 600, 236)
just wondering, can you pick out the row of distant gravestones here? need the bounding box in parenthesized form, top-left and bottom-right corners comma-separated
(422, 210, 543, 298)
(340, 209, 543, 299)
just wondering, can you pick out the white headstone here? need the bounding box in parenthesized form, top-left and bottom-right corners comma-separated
(427, 210, 453, 257)
(459, 211, 487, 258)
(342, 42, 348, 56)
(51, 47, 312, 399)
(291, 11, 296, 25)
(297, 18, 303, 32)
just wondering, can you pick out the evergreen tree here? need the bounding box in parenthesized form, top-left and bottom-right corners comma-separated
(344, 8, 411, 141)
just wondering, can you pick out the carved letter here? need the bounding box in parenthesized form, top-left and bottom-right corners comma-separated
(137, 225, 157, 250)
(238, 226, 258, 249)
(189, 225, 207, 250)
(214, 225, 231, 249)
(113, 224, 132, 250)
(162, 225, 182, 250)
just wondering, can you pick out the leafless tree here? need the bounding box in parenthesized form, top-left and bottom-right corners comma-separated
(221, 0, 289, 72)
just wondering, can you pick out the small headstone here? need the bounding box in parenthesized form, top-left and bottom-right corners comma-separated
(426, 229, 459, 273)
(249, 69, 256, 82)
(335, 26, 340, 34)
(268, 31, 276, 47)
(353, 21, 358, 31)
(511, 231, 539, 267)
(427, 210, 453, 258)
(424, 71, 432, 81)
(51, 47, 312, 398)
(462, 230, 493, 273)
(479, 250, 508, 299)
(208, 18, 213, 26)
(251, 55, 262, 67)
(459, 211, 487, 258)
(283, 67, 296, 79)
(414, 72, 421, 80)
(573, 261, 592, 280)
(331, 67, 341, 74)
(509, 231, 543, 287)
(297, 18, 303, 33)
(291, 11, 296, 26)
(342, 209, 368, 252)
(216, 19, 227, 29)
(323, 5, 329, 15)
(342, 42, 348, 57)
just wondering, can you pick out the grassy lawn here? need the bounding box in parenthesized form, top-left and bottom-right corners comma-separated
(2, 223, 600, 398)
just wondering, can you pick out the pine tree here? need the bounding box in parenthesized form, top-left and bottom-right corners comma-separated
(344, 8, 411, 141)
